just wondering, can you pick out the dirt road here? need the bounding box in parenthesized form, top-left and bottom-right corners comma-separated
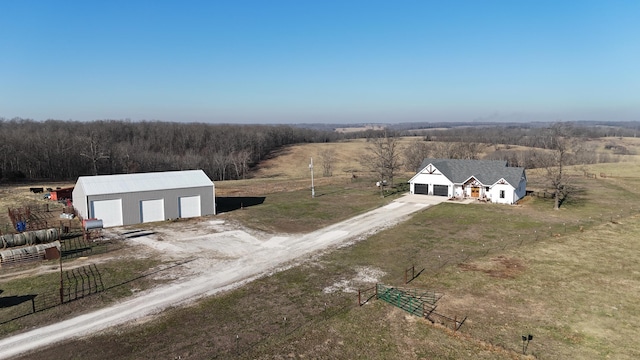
(0, 194, 445, 359)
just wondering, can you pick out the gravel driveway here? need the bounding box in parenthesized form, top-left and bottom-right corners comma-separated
(0, 194, 446, 359)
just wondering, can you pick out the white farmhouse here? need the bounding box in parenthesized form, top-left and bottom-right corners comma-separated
(408, 159, 526, 204)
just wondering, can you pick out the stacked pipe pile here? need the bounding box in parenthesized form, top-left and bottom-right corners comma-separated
(0, 228, 59, 249)
(0, 241, 61, 264)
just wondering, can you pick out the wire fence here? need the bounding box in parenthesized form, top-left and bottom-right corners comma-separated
(61, 264, 105, 303)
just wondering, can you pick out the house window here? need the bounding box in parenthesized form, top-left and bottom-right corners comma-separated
(485, 187, 489, 191)
(500, 190, 505, 199)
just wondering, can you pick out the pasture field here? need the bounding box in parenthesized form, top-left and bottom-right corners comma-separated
(0, 171, 403, 340)
(14, 158, 640, 359)
(2, 136, 640, 359)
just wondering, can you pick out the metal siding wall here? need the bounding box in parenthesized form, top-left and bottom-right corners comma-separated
(87, 185, 215, 226)
(71, 185, 88, 220)
(166, 186, 215, 216)
(122, 190, 165, 225)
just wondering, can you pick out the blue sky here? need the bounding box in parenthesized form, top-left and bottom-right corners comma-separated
(1, 0, 638, 124)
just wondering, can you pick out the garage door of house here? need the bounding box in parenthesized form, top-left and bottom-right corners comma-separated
(141, 199, 165, 223)
(414, 184, 429, 195)
(90, 199, 123, 227)
(433, 185, 449, 196)
(179, 196, 201, 218)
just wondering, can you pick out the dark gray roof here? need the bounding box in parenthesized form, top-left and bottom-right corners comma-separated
(417, 158, 525, 187)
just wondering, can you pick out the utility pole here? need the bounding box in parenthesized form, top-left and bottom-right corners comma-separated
(309, 157, 315, 198)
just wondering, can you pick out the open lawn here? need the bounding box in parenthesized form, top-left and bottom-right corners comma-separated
(3, 138, 640, 359)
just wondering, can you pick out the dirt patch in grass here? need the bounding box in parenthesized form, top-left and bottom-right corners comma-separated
(458, 256, 526, 279)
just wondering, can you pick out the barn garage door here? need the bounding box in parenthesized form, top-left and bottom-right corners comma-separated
(141, 199, 165, 223)
(414, 184, 429, 195)
(179, 196, 201, 218)
(433, 185, 449, 196)
(91, 199, 123, 227)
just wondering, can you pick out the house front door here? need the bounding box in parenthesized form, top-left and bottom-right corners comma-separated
(471, 187, 480, 198)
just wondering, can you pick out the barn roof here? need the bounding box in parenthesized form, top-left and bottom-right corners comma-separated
(75, 170, 213, 196)
(416, 159, 525, 187)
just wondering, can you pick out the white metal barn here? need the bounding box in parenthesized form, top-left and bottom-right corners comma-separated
(72, 170, 215, 227)
(409, 159, 526, 204)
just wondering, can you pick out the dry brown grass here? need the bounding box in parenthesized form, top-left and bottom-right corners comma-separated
(5, 136, 640, 359)
(0, 183, 74, 234)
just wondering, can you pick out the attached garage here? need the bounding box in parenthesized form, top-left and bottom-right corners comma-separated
(72, 170, 215, 228)
(433, 185, 449, 196)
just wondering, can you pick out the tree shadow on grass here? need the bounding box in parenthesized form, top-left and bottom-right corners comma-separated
(560, 187, 589, 208)
(216, 197, 266, 213)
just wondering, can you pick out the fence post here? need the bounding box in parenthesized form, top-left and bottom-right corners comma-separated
(59, 253, 64, 304)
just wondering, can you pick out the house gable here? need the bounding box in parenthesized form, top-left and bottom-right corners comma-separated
(408, 162, 451, 183)
(423, 164, 441, 175)
(490, 177, 513, 188)
(462, 176, 485, 187)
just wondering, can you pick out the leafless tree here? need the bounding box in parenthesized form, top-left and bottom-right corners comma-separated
(431, 142, 482, 160)
(573, 142, 598, 165)
(534, 123, 575, 210)
(361, 132, 402, 190)
(230, 149, 252, 179)
(79, 132, 110, 176)
(210, 152, 230, 180)
(403, 140, 432, 171)
(318, 147, 336, 177)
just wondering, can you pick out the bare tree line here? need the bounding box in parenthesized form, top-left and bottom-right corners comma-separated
(401, 123, 630, 172)
(397, 121, 640, 144)
(0, 118, 342, 182)
(2, 118, 632, 192)
(403, 141, 485, 171)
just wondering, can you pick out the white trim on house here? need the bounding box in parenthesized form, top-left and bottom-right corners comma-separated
(408, 159, 527, 205)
